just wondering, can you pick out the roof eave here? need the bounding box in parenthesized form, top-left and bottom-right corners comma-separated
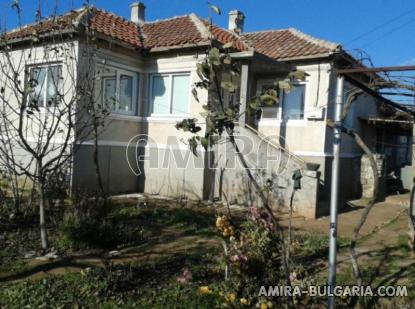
(1, 28, 78, 47)
(277, 52, 335, 62)
(147, 40, 211, 53)
(92, 32, 142, 51)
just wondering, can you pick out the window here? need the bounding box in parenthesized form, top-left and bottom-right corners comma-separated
(149, 73, 190, 115)
(28, 64, 62, 107)
(96, 65, 139, 115)
(282, 84, 305, 120)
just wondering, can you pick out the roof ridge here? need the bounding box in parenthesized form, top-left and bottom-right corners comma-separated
(242, 28, 290, 35)
(4, 7, 83, 35)
(198, 17, 251, 50)
(144, 14, 191, 24)
(93, 7, 139, 27)
(287, 27, 340, 51)
(188, 13, 210, 39)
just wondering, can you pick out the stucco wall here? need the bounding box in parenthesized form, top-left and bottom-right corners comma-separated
(0, 40, 79, 176)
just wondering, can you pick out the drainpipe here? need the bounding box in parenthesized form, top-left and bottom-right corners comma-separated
(328, 75, 344, 309)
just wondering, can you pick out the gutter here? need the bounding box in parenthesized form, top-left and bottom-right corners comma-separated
(230, 50, 292, 72)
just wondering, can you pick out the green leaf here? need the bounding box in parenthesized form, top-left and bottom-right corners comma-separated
(188, 137, 199, 156)
(289, 70, 306, 81)
(201, 137, 209, 149)
(278, 79, 293, 93)
(222, 54, 232, 65)
(192, 88, 199, 102)
(209, 48, 221, 66)
(260, 94, 278, 106)
(196, 62, 210, 80)
(208, 4, 221, 15)
(221, 81, 237, 93)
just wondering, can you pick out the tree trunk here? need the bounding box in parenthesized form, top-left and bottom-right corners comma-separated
(37, 161, 48, 251)
(93, 117, 106, 197)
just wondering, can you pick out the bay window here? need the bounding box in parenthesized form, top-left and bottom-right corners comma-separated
(149, 73, 190, 116)
(97, 65, 139, 115)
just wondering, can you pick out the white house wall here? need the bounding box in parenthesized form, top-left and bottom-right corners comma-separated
(0, 40, 79, 177)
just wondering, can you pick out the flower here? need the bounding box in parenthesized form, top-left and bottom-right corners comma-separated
(199, 286, 212, 295)
(227, 293, 236, 302)
(177, 268, 192, 284)
(260, 303, 268, 309)
(240, 298, 248, 305)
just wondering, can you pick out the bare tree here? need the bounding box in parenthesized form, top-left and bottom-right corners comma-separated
(0, 4, 106, 250)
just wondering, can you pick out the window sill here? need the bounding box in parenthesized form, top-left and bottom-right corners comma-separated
(258, 118, 307, 127)
(107, 114, 143, 122)
(144, 115, 190, 123)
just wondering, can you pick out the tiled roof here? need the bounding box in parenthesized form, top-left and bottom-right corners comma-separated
(3, 7, 338, 59)
(3, 7, 247, 52)
(142, 15, 204, 48)
(3, 10, 79, 41)
(242, 28, 340, 61)
(89, 9, 143, 48)
(207, 23, 249, 51)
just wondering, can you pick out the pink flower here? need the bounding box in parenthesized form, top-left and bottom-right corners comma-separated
(177, 268, 192, 284)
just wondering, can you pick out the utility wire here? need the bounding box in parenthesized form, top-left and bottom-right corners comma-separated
(360, 16, 415, 48)
(345, 6, 415, 46)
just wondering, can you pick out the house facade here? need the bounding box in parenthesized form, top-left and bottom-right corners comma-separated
(2, 2, 408, 218)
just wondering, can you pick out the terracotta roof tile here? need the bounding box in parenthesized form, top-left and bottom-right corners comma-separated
(89, 9, 143, 48)
(3, 10, 79, 41)
(142, 15, 203, 48)
(242, 28, 340, 61)
(3, 7, 339, 59)
(208, 23, 249, 51)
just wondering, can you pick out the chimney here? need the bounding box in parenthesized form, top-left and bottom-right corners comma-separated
(228, 10, 245, 34)
(130, 2, 146, 24)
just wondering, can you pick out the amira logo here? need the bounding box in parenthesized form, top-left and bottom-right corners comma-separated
(124, 134, 292, 176)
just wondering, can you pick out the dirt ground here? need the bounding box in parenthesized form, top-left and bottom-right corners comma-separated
(0, 194, 411, 284)
(283, 194, 409, 244)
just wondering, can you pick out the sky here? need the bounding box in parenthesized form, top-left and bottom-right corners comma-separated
(2, 0, 415, 67)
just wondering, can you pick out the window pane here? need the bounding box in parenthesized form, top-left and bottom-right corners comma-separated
(171, 75, 189, 114)
(46, 66, 62, 106)
(29, 67, 47, 107)
(102, 76, 117, 111)
(282, 85, 305, 120)
(119, 75, 133, 113)
(151, 75, 169, 114)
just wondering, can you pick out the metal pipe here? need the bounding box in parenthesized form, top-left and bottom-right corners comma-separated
(337, 65, 415, 74)
(328, 75, 344, 309)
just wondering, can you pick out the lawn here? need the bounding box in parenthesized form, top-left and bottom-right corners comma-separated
(0, 195, 414, 308)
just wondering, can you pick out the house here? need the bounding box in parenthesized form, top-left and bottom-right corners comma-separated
(1, 2, 411, 218)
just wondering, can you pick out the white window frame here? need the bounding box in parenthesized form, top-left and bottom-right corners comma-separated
(97, 64, 139, 116)
(256, 79, 281, 120)
(256, 79, 307, 126)
(281, 82, 307, 121)
(27, 63, 63, 109)
(148, 72, 191, 117)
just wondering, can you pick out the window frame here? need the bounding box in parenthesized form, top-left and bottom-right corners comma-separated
(148, 72, 191, 117)
(96, 64, 139, 116)
(26, 63, 63, 109)
(256, 79, 281, 120)
(281, 83, 306, 121)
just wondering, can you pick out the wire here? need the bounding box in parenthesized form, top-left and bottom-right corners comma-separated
(360, 16, 415, 49)
(345, 6, 415, 46)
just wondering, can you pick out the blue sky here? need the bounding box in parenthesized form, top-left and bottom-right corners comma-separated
(2, 0, 415, 67)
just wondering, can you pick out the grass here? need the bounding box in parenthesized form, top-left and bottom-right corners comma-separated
(1, 197, 415, 308)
